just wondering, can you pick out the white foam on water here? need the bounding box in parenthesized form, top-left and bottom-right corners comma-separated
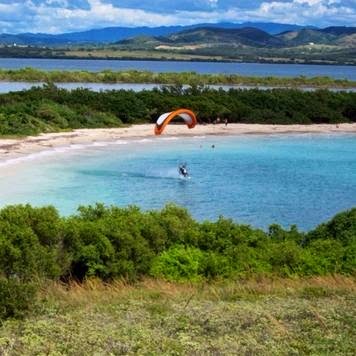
(112, 140, 128, 145)
(0, 149, 58, 167)
(92, 142, 109, 147)
(0, 142, 94, 168)
(69, 144, 87, 149)
(140, 167, 182, 180)
(0, 134, 206, 169)
(0, 138, 138, 168)
(54, 146, 72, 153)
(137, 138, 153, 143)
(163, 167, 181, 179)
(160, 136, 178, 141)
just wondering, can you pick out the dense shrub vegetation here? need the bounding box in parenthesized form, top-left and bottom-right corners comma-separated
(0, 203, 355, 318)
(1, 68, 355, 87)
(0, 279, 36, 320)
(0, 203, 354, 281)
(0, 84, 355, 135)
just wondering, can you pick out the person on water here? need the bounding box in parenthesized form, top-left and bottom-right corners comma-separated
(179, 164, 189, 177)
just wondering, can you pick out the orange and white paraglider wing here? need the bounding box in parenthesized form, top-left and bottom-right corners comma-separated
(154, 109, 197, 135)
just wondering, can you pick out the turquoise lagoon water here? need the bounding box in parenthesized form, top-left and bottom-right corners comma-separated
(0, 134, 355, 230)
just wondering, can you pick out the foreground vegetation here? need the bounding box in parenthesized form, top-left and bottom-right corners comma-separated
(0, 85, 355, 136)
(1, 68, 355, 88)
(0, 204, 355, 315)
(0, 204, 354, 353)
(0, 277, 355, 355)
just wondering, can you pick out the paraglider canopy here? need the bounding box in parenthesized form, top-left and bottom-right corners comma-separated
(154, 109, 197, 135)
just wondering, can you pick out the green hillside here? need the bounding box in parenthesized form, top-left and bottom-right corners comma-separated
(1, 25, 355, 64)
(112, 26, 356, 64)
(277, 29, 337, 45)
(163, 27, 284, 47)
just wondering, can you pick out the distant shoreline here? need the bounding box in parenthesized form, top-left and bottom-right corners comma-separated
(1, 123, 356, 165)
(1, 67, 355, 88)
(1, 55, 355, 66)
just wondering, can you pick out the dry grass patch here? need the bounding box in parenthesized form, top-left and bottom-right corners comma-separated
(0, 276, 354, 355)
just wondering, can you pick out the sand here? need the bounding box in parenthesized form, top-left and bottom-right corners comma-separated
(1, 123, 356, 163)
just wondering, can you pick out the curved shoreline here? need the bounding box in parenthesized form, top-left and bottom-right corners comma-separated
(1, 123, 356, 163)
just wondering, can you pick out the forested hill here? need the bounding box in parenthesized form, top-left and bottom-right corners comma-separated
(118, 26, 356, 48)
(112, 25, 356, 64)
(1, 25, 354, 64)
(1, 24, 353, 47)
(153, 27, 285, 47)
(0, 22, 311, 45)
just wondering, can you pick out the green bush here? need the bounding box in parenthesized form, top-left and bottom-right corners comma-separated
(201, 251, 234, 278)
(150, 245, 205, 282)
(0, 278, 37, 320)
(64, 204, 156, 280)
(0, 205, 66, 280)
(0, 203, 354, 291)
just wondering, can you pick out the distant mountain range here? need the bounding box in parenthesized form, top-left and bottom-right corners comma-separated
(118, 26, 356, 49)
(0, 22, 314, 46)
(110, 25, 355, 65)
(0, 23, 354, 65)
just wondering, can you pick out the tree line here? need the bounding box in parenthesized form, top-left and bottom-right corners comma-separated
(0, 84, 355, 136)
(0, 68, 355, 87)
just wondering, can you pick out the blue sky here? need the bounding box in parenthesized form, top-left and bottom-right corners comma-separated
(0, 0, 355, 34)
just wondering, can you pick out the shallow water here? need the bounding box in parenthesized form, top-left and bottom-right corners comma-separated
(0, 134, 356, 230)
(1, 82, 356, 94)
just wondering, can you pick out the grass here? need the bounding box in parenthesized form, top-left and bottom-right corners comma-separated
(64, 49, 225, 61)
(0, 276, 355, 355)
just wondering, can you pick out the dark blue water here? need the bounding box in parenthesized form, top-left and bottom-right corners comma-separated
(0, 58, 355, 79)
(1, 134, 355, 231)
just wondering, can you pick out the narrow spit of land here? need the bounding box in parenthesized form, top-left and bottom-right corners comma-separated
(1, 68, 356, 88)
(1, 123, 356, 162)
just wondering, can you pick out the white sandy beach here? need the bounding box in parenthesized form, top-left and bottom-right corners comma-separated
(1, 123, 356, 162)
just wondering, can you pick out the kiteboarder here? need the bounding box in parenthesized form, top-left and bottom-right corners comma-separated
(178, 163, 189, 178)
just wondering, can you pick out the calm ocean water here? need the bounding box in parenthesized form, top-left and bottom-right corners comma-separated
(0, 134, 355, 230)
(0, 58, 355, 79)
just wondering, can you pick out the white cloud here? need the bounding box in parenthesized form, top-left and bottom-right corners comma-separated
(248, 0, 356, 25)
(32, 0, 179, 32)
(206, 0, 219, 7)
(0, 0, 355, 33)
(294, 0, 323, 5)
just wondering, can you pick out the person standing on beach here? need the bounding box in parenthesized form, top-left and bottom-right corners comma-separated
(224, 118, 228, 126)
